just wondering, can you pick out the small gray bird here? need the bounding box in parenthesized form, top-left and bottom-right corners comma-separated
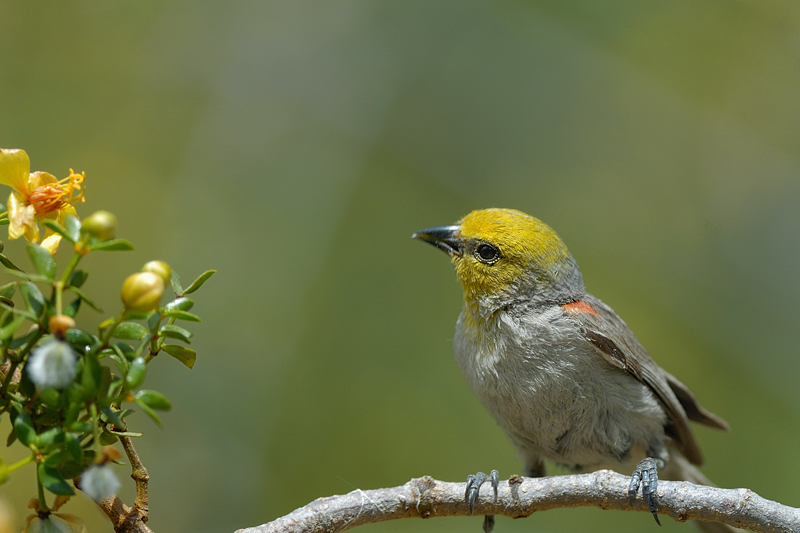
(413, 208, 733, 532)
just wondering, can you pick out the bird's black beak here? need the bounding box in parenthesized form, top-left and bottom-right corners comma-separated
(412, 225, 463, 256)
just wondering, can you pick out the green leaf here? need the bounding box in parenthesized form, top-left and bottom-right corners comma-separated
(67, 286, 102, 312)
(3, 268, 48, 283)
(58, 455, 93, 479)
(38, 463, 74, 495)
(100, 429, 118, 445)
(43, 449, 72, 468)
(162, 344, 196, 369)
(18, 368, 35, 398)
(0, 314, 26, 340)
(26, 243, 57, 278)
(134, 399, 163, 428)
(107, 346, 129, 374)
(163, 310, 201, 322)
(5, 306, 37, 322)
(65, 328, 96, 351)
(63, 297, 82, 318)
(101, 406, 125, 428)
(125, 357, 147, 389)
(33, 427, 62, 452)
(183, 270, 216, 295)
(169, 270, 183, 295)
(13, 411, 35, 447)
(147, 310, 162, 331)
(159, 324, 192, 343)
(39, 387, 60, 406)
(112, 322, 148, 340)
(19, 282, 44, 317)
(81, 355, 103, 397)
(64, 432, 82, 461)
(108, 430, 142, 438)
(69, 269, 88, 289)
(89, 239, 134, 252)
(41, 219, 74, 243)
(164, 297, 193, 312)
(135, 389, 172, 411)
(0, 282, 15, 299)
(116, 408, 135, 420)
(98, 316, 115, 338)
(0, 252, 23, 271)
(112, 342, 136, 362)
(64, 215, 81, 242)
(9, 325, 39, 348)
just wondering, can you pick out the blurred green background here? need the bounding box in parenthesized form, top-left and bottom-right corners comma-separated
(2, 1, 800, 532)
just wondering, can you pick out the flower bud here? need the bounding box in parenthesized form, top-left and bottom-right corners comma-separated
(79, 464, 120, 502)
(81, 210, 117, 240)
(26, 340, 77, 389)
(141, 260, 171, 285)
(48, 314, 76, 338)
(121, 272, 165, 313)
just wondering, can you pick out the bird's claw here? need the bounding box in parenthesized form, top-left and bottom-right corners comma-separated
(465, 470, 499, 513)
(465, 470, 499, 533)
(628, 457, 662, 526)
(482, 514, 495, 533)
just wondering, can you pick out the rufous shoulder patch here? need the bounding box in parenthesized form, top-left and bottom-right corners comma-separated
(561, 300, 600, 316)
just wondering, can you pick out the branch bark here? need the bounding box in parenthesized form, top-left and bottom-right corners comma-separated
(235, 471, 799, 533)
(96, 435, 152, 533)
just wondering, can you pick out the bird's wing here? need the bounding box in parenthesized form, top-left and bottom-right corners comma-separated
(661, 369, 729, 431)
(562, 294, 728, 466)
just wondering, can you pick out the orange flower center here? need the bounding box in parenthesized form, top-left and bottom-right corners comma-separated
(28, 170, 86, 215)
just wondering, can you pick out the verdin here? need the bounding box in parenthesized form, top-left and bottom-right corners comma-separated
(413, 208, 732, 532)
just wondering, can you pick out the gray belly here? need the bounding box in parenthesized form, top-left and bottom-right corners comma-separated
(454, 323, 667, 469)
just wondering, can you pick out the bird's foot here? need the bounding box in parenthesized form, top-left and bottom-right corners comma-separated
(465, 470, 499, 533)
(628, 457, 663, 525)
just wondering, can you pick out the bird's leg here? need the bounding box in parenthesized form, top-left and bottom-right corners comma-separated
(465, 470, 499, 533)
(628, 457, 664, 525)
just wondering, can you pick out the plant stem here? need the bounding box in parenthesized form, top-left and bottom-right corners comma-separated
(95, 310, 126, 354)
(89, 403, 102, 455)
(36, 466, 49, 512)
(59, 243, 86, 286)
(7, 453, 34, 472)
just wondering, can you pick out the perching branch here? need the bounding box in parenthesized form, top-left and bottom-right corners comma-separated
(236, 471, 799, 533)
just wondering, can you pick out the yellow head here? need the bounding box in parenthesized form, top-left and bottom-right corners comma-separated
(413, 208, 582, 310)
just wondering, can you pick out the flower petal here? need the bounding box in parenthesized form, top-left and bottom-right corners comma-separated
(54, 204, 78, 223)
(50, 514, 88, 533)
(22, 514, 88, 533)
(7, 192, 39, 242)
(41, 232, 63, 256)
(28, 171, 58, 190)
(0, 149, 31, 194)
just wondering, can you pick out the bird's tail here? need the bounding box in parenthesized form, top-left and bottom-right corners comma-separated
(663, 456, 745, 533)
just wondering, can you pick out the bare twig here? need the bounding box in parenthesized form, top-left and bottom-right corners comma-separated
(120, 435, 150, 518)
(236, 471, 799, 533)
(97, 495, 153, 533)
(95, 435, 152, 533)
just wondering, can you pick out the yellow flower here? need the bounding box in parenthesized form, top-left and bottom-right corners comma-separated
(0, 149, 86, 255)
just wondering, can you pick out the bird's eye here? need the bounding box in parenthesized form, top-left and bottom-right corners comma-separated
(475, 243, 500, 263)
